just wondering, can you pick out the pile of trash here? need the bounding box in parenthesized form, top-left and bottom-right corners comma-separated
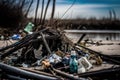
(0, 27, 120, 80)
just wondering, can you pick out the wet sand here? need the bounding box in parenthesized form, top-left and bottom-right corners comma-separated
(0, 40, 17, 48)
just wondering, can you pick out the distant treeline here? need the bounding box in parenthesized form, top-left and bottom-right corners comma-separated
(0, 0, 120, 31)
(55, 18, 120, 30)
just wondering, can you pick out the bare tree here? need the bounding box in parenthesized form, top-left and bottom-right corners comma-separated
(0, 0, 34, 31)
(19, 0, 25, 9)
(25, 0, 33, 17)
(51, 0, 56, 19)
(39, 0, 44, 24)
(109, 10, 112, 20)
(34, 0, 40, 25)
(112, 9, 116, 20)
(42, 0, 51, 25)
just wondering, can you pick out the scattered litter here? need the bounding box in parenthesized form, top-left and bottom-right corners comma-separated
(0, 27, 120, 80)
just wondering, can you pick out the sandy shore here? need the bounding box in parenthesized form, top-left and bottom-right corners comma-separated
(0, 40, 17, 48)
(87, 44, 120, 55)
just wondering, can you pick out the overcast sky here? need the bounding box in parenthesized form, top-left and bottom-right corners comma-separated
(30, 0, 120, 19)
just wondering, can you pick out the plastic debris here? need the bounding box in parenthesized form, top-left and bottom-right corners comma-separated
(78, 57, 92, 70)
(49, 53, 62, 64)
(11, 34, 21, 40)
(24, 22, 34, 34)
(0, 27, 119, 80)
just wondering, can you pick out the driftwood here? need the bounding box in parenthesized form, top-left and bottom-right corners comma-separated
(75, 45, 120, 65)
(40, 32, 52, 55)
(3, 74, 26, 80)
(52, 67, 86, 80)
(60, 32, 120, 65)
(0, 27, 61, 59)
(79, 66, 120, 79)
(0, 27, 119, 80)
(20, 67, 57, 78)
(0, 35, 30, 52)
(0, 28, 48, 52)
(0, 35, 59, 60)
(0, 63, 58, 80)
(77, 34, 86, 44)
(55, 30, 120, 65)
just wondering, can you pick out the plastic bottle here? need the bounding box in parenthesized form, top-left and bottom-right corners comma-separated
(69, 50, 78, 73)
(24, 22, 34, 34)
(78, 60, 86, 73)
(78, 57, 92, 70)
(1, 35, 4, 40)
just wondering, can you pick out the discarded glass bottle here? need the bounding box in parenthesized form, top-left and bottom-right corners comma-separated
(69, 51, 78, 73)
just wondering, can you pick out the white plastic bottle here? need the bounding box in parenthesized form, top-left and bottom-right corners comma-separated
(78, 59, 86, 73)
(78, 57, 92, 71)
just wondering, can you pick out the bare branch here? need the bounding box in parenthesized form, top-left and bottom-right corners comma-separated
(39, 0, 45, 25)
(42, 0, 51, 25)
(25, 0, 33, 17)
(34, 0, 40, 25)
(51, 0, 56, 19)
